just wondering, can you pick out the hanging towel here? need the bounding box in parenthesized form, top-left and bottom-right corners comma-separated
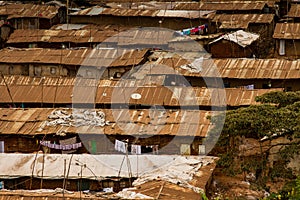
(131, 144, 142, 155)
(182, 29, 191, 35)
(115, 139, 126, 153)
(191, 27, 199, 33)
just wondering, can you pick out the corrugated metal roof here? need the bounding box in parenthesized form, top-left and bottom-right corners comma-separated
(210, 0, 277, 7)
(173, 2, 202, 10)
(213, 58, 300, 79)
(0, 75, 282, 106)
(199, 2, 267, 10)
(219, 21, 249, 29)
(287, 4, 300, 18)
(0, 3, 63, 19)
(273, 23, 300, 39)
(71, 6, 215, 19)
(107, 2, 176, 10)
(146, 53, 300, 79)
(51, 24, 132, 31)
(0, 48, 148, 67)
(213, 14, 274, 29)
(0, 108, 214, 137)
(7, 29, 121, 44)
(209, 30, 260, 47)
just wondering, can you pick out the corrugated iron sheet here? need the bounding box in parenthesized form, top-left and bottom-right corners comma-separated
(199, 2, 267, 10)
(173, 2, 202, 10)
(0, 3, 62, 19)
(0, 108, 214, 137)
(202, 0, 280, 7)
(7, 29, 129, 44)
(107, 2, 176, 10)
(213, 14, 274, 29)
(0, 75, 282, 106)
(146, 53, 300, 79)
(287, 4, 300, 18)
(0, 48, 148, 67)
(219, 21, 249, 29)
(273, 23, 300, 39)
(213, 59, 300, 79)
(71, 6, 214, 19)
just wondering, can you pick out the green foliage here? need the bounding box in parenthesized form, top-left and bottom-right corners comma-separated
(255, 91, 300, 107)
(210, 91, 300, 191)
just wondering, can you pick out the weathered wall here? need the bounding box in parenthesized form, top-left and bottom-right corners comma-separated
(275, 40, 300, 58)
(210, 40, 253, 58)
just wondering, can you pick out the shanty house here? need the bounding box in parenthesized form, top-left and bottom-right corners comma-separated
(287, 4, 300, 22)
(0, 48, 149, 78)
(0, 152, 218, 198)
(144, 53, 300, 91)
(0, 108, 213, 156)
(69, 6, 215, 30)
(0, 3, 66, 29)
(6, 27, 174, 49)
(208, 30, 260, 58)
(212, 14, 275, 38)
(0, 75, 280, 109)
(212, 58, 300, 91)
(273, 23, 300, 57)
(198, 2, 271, 14)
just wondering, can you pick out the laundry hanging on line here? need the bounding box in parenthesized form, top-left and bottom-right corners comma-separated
(131, 144, 142, 155)
(40, 140, 82, 150)
(115, 139, 127, 153)
(114, 139, 158, 154)
(180, 24, 208, 36)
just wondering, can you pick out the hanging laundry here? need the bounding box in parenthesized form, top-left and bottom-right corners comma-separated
(245, 84, 254, 90)
(191, 27, 199, 33)
(60, 137, 77, 154)
(115, 139, 127, 153)
(0, 141, 4, 153)
(152, 145, 159, 154)
(182, 29, 191, 35)
(180, 24, 209, 36)
(131, 144, 141, 155)
(40, 140, 82, 151)
(199, 25, 205, 30)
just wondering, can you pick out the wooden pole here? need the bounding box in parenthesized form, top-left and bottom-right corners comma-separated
(63, 159, 66, 199)
(40, 153, 45, 189)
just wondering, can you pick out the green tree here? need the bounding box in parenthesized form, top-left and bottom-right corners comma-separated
(210, 91, 300, 188)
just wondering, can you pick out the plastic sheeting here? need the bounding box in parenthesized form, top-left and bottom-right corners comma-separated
(0, 154, 217, 182)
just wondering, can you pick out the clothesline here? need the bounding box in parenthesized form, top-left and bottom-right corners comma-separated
(178, 24, 209, 36)
(114, 139, 159, 155)
(40, 140, 82, 150)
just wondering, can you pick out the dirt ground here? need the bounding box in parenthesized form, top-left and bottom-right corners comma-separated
(208, 168, 267, 200)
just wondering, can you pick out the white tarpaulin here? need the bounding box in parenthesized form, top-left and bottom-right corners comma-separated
(0, 154, 217, 181)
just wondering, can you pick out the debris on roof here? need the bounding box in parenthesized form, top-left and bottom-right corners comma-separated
(44, 109, 110, 128)
(0, 108, 214, 137)
(209, 30, 260, 48)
